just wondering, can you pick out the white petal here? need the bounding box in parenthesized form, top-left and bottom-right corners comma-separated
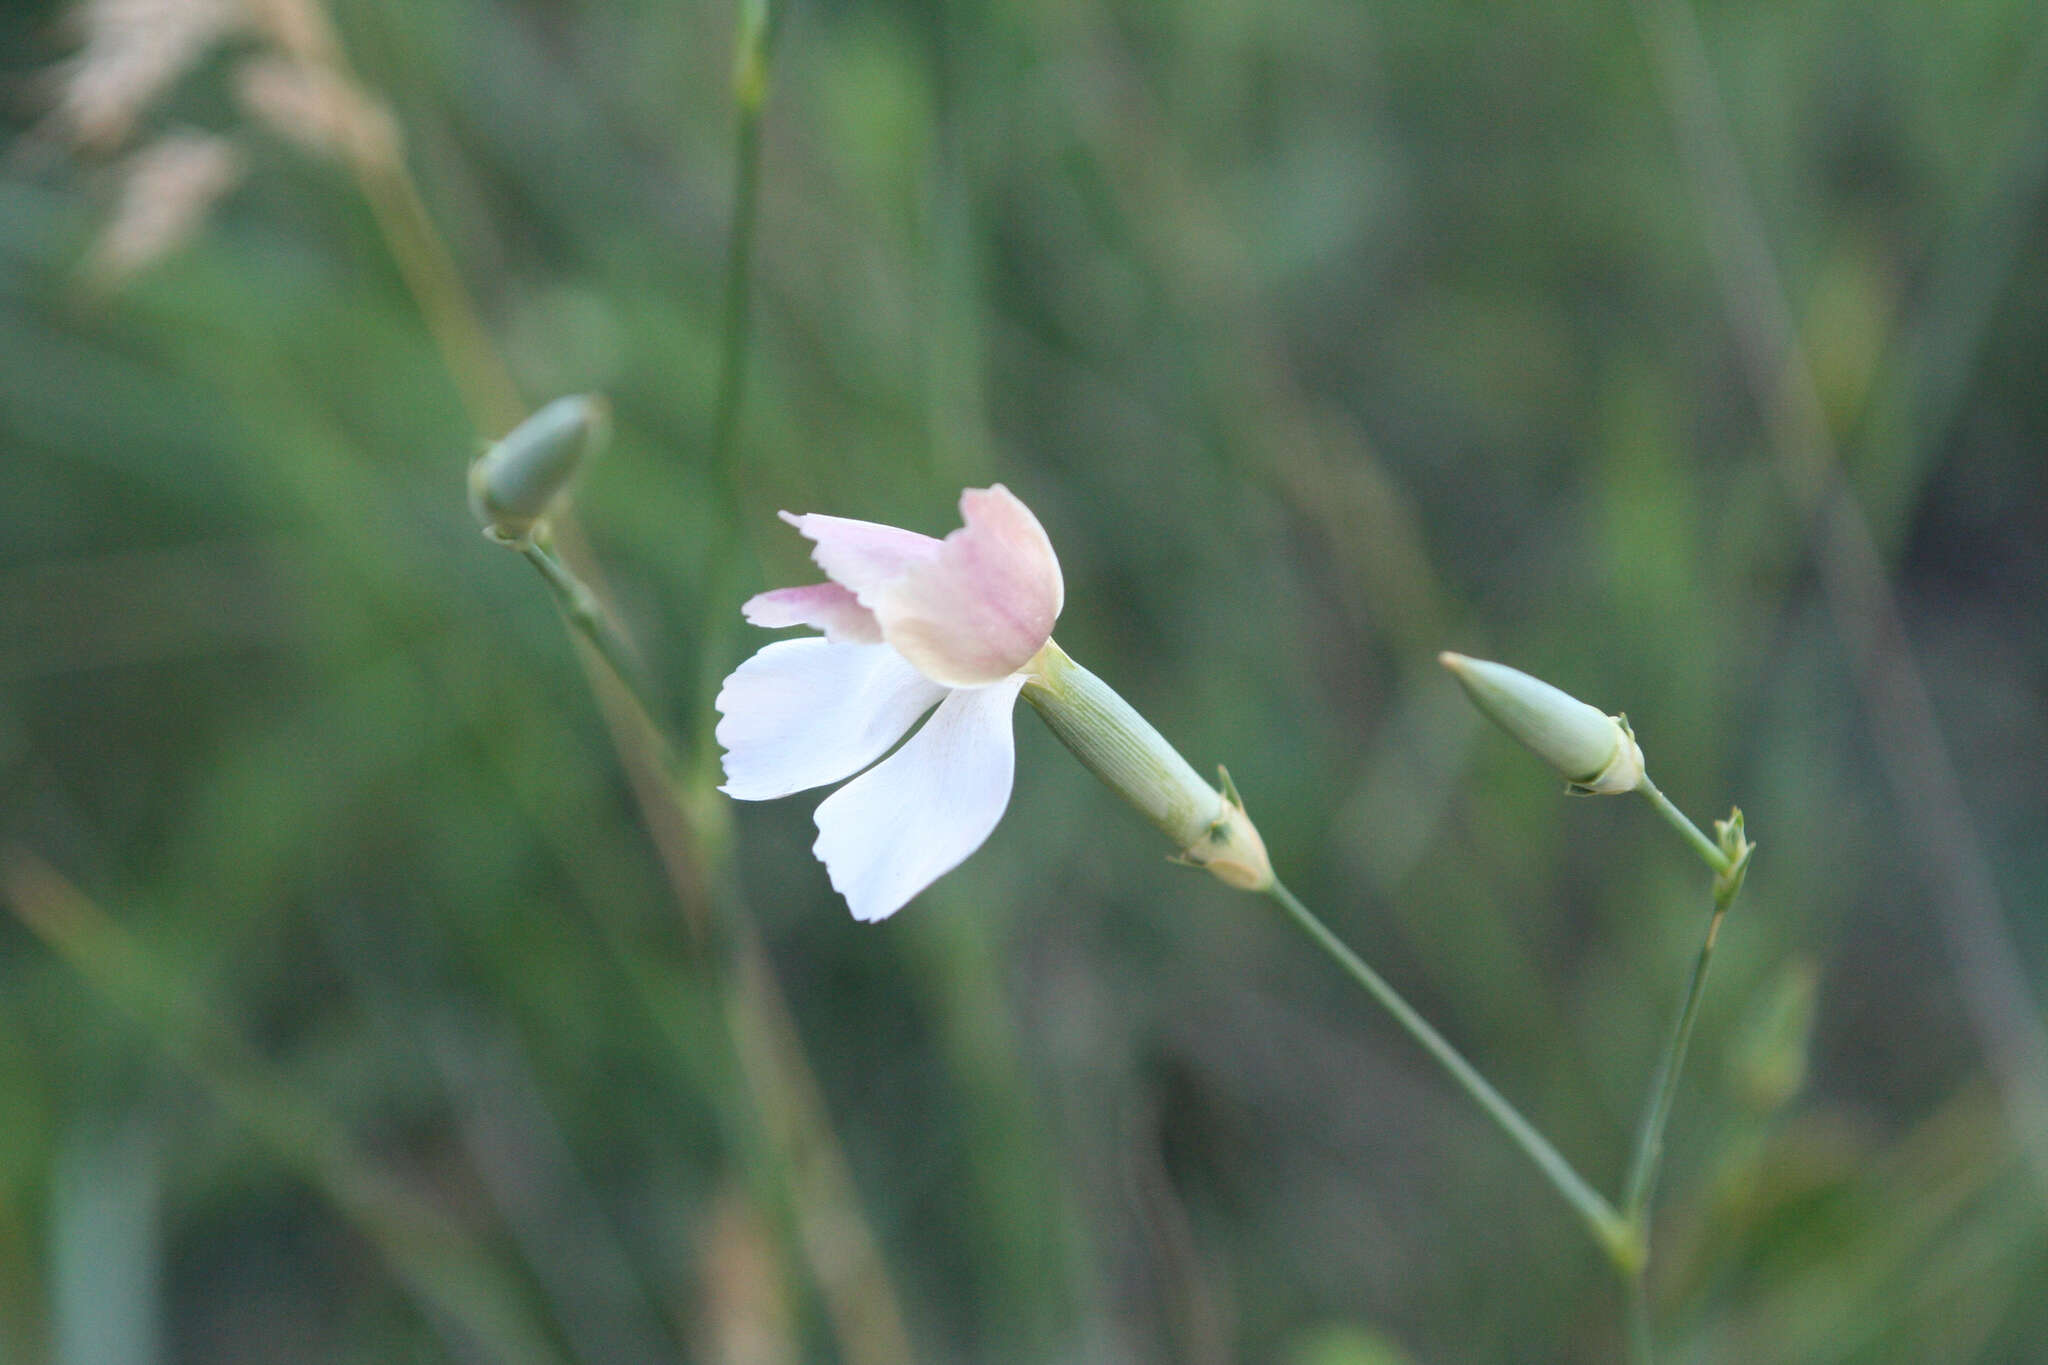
(811, 675, 1029, 922)
(715, 640, 946, 800)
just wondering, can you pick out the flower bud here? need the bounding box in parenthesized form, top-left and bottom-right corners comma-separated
(468, 394, 609, 547)
(1022, 641, 1273, 891)
(1714, 807, 1754, 901)
(1438, 652, 1644, 794)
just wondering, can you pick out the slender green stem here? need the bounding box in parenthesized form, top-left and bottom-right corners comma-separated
(710, 0, 774, 488)
(694, 0, 781, 757)
(1622, 885, 1734, 1224)
(1618, 783, 1752, 1362)
(1638, 775, 1727, 873)
(1623, 783, 1752, 1227)
(1626, 1271, 1656, 1365)
(522, 542, 666, 740)
(1265, 878, 1634, 1264)
(520, 537, 919, 1364)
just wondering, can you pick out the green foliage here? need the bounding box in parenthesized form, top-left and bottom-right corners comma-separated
(3, 0, 2046, 1360)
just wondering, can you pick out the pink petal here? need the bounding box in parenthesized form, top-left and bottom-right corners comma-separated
(811, 674, 1029, 921)
(874, 485, 1064, 688)
(742, 583, 883, 643)
(715, 639, 946, 800)
(781, 511, 939, 605)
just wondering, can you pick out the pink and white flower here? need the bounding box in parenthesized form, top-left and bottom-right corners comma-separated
(715, 485, 1064, 922)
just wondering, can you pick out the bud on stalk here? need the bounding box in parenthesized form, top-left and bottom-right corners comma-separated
(1439, 652, 1644, 795)
(469, 394, 609, 547)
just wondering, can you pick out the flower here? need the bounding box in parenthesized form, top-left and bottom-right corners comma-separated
(715, 485, 1065, 922)
(719, 485, 1274, 919)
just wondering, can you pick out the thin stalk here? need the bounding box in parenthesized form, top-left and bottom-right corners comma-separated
(522, 541, 663, 739)
(257, 0, 525, 438)
(525, 551, 919, 1365)
(1638, 775, 1726, 873)
(1617, 783, 1752, 1362)
(1265, 879, 1635, 1266)
(1626, 1272, 1656, 1365)
(354, 157, 526, 435)
(710, 0, 777, 488)
(694, 0, 782, 753)
(1621, 883, 1736, 1224)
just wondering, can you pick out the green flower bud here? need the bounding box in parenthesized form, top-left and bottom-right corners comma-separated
(468, 394, 609, 547)
(1022, 641, 1272, 891)
(1438, 652, 1644, 794)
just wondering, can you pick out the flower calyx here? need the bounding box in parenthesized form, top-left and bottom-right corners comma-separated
(1173, 767, 1274, 892)
(1713, 806, 1754, 903)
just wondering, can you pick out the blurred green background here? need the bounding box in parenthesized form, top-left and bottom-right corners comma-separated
(4, 0, 2047, 1360)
